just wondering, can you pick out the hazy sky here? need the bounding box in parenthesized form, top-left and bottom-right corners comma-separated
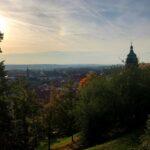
(0, 0, 150, 64)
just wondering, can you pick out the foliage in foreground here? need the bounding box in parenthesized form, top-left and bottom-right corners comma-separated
(76, 67, 150, 146)
(38, 134, 80, 150)
(0, 60, 43, 149)
(1, 57, 150, 149)
(140, 115, 150, 150)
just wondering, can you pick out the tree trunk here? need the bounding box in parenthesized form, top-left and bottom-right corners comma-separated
(71, 134, 74, 143)
(48, 132, 51, 150)
(23, 115, 28, 150)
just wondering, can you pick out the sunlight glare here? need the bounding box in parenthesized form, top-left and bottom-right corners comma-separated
(0, 15, 7, 32)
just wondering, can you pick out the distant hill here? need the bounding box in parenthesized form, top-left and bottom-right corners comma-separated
(5, 64, 115, 71)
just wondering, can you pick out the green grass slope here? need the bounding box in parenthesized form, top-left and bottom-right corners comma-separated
(38, 134, 79, 150)
(38, 131, 142, 150)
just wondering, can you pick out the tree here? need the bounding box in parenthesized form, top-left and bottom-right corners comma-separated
(76, 67, 150, 146)
(0, 31, 3, 41)
(0, 31, 3, 52)
(43, 82, 77, 150)
(140, 115, 150, 150)
(0, 32, 13, 149)
(10, 80, 42, 149)
(113, 67, 150, 128)
(76, 75, 117, 146)
(54, 82, 77, 141)
(0, 63, 12, 149)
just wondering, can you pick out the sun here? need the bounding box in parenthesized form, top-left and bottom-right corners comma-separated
(0, 15, 7, 33)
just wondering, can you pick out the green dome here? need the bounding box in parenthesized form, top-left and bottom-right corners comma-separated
(126, 44, 138, 66)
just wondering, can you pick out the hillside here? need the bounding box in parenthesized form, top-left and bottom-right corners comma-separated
(86, 132, 140, 150)
(38, 130, 143, 150)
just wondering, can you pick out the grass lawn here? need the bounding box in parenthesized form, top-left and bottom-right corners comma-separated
(38, 130, 142, 150)
(38, 134, 80, 150)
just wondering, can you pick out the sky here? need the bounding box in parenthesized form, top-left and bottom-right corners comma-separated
(0, 0, 150, 64)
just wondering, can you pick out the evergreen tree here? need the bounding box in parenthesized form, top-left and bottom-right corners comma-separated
(0, 32, 13, 149)
(0, 62, 12, 149)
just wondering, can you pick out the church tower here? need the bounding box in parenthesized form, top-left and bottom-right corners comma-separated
(26, 66, 30, 79)
(125, 43, 138, 67)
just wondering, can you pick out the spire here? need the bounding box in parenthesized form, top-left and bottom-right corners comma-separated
(26, 65, 30, 79)
(129, 42, 134, 54)
(130, 42, 133, 51)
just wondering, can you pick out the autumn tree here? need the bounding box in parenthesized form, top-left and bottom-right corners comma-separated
(43, 82, 77, 150)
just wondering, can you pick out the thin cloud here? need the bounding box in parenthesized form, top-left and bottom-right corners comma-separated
(0, 0, 149, 64)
